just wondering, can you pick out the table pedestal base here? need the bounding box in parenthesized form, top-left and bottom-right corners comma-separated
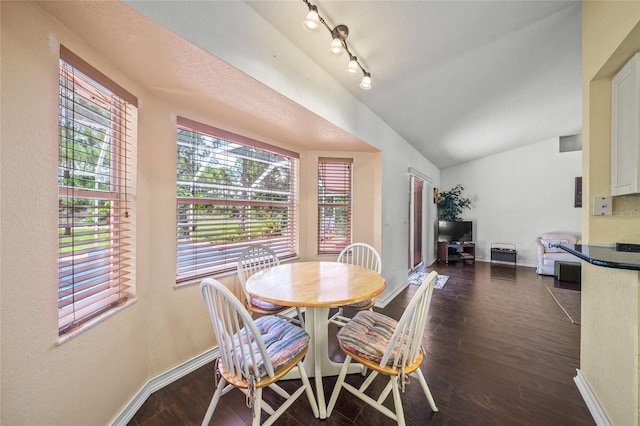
(282, 307, 363, 419)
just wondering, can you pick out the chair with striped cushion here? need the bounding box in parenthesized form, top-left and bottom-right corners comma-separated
(326, 271, 439, 426)
(329, 242, 382, 327)
(200, 278, 319, 426)
(238, 244, 304, 328)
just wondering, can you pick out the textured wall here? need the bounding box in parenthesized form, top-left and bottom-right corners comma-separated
(1, 1, 438, 424)
(441, 137, 582, 267)
(581, 2, 640, 425)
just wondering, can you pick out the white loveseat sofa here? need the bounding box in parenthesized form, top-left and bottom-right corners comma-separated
(535, 232, 581, 275)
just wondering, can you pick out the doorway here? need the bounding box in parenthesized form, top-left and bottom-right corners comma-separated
(409, 175, 425, 270)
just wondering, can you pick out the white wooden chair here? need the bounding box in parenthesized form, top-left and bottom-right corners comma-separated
(326, 271, 439, 426)
(237, 244, 304, 328)
(329, 242, 382, 327)
(200, 278, 319, 426)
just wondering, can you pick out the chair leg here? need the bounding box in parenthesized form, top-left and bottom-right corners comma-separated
(295, 307, 305, 328)
(202, 377, 226, 426)
(298, 361, 320, 418)
(359, 370, 379, 392)
(251, 387, 263, 426)
(328, 307, 347, 327)
(377, 379, 393, 404)
(390, 377, 406, 426)
(326, 356, 352, 416)
(413, 368, 438, 412)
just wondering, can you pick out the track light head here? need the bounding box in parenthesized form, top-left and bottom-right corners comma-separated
(346, 56, 359, 75)
(329, 37, 344, 56)
(303, 5, 320, 33)
(329, 25, 348, 56)
(359, 72, 372, 90)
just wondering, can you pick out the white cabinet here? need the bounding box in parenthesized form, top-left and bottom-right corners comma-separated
(611, 52, 640, 196)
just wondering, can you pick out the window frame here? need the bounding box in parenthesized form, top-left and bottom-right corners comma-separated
(175, 117, 299, 284)
(317, 157, 353, 255)
(57, 46, 137, 336)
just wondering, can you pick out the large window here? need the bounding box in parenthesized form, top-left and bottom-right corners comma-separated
(58, 46, 137, 335)
(176, 117, 299, 283)
(318, 158, 352, 254)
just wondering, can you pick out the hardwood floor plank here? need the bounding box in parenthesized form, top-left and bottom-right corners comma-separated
(128, 262, 594, 425)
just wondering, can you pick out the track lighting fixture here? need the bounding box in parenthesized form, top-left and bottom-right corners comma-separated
(301, 0, 372, 90)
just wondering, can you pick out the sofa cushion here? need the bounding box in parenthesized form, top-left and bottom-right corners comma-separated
(541, 239, 569, 253)
(540, 232, 579, 244)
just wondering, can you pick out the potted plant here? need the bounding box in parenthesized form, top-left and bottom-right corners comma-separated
(437, 184, 471, 221)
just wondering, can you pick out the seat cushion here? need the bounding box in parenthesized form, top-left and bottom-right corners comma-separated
(250, 297, 285, 312)
(337, 310, 401, 365)
(230, 316, 309, 378)
(344, 299, 373, 309)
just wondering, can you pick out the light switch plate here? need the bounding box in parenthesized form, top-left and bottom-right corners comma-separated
(593, 197, 613, 216)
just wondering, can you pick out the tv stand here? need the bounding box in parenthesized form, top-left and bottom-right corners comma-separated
(438, 241, 475, 264)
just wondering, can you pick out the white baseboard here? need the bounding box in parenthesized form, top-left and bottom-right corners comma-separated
(110, 347, 219, 426)
(574, 369, 611, 426)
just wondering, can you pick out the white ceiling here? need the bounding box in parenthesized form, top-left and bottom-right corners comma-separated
(246, 0, 583, 168)
(38, 0, 582, 170)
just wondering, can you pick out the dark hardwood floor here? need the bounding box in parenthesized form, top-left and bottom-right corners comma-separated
(128, 261, 594, 425)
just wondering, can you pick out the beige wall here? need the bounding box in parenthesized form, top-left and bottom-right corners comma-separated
(582, 2, 640, 424)
(0, 2, 381, 424)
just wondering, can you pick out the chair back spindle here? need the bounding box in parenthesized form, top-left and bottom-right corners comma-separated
(330, 242, 383, 327)
(381, 271, 436, 370)
(337, 242, 382, 273)
(201, 279, 274, 380)
(237, 244, 305, 328)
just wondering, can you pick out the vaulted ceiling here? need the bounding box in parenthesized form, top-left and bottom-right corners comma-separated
(38, 1, 582, 169)
(246, 1, 583, 168)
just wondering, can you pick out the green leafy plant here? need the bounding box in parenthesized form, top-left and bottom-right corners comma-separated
(437, 184, 471, 221)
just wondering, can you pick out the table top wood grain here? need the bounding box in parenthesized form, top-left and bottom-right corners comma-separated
(245, 261, 386, 308)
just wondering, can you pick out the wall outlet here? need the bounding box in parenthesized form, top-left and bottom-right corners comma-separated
(593, 197, 613, 216)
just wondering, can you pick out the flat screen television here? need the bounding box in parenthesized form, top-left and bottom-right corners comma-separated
(438, 220, 473, 243)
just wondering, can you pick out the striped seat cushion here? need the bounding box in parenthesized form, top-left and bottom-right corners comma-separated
(229, 316, 309, 377)
(250, 297, 286, 312)
(344, 299, 372, 309)
(337, 310, 403, 365)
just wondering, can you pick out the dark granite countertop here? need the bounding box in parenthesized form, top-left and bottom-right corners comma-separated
(560, 244, 640, 271)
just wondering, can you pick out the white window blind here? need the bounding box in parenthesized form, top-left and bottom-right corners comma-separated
(58, 46, 137, 335)
(176, 117, 299, 283)
(318, 158, 352, 254)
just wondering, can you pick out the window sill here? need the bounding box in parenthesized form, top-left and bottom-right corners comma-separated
(174, 269, 239, 289)
(56, 298, 138, 345)
(174, 257, 302, 289)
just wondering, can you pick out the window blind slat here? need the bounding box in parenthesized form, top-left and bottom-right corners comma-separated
(58, 273, 130, 307)
(58, 47, 136, 335)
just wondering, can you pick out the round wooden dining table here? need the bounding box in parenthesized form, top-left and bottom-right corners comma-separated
(246, 261, 386, 419)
